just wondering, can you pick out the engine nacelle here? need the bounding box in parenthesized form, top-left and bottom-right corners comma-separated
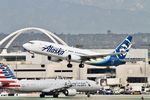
(48, 56, 62, 62)
(64, 89, 77, 96)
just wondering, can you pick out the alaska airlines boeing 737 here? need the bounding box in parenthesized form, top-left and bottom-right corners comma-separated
(0, 64, 99, 98)
(23, 35, 132, 68)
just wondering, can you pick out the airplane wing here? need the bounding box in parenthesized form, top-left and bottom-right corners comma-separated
(80, 52, 122, 61)
(42, 83, 72, 93)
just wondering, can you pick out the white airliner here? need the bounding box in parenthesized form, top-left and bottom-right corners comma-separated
(0, 64, 99, 98)
(23, 35, 132, 68)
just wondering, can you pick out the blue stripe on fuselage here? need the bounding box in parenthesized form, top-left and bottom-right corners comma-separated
(89, 56, 126, 66)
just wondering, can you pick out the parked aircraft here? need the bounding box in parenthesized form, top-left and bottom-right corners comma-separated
(23, 35, 132, 68)
(0, 64, 99, 98)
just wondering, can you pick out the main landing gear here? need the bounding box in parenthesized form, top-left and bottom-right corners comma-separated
(79, 61, 84, 68)
(67, 63, 72, 68)
(86, 92, 91, 98)
(67, 55, 84, 68)
(67, 55, 73, 68)
(67, 63, 84, 68)
(40, 93, 45, 98)
(53, 93, 59, 98)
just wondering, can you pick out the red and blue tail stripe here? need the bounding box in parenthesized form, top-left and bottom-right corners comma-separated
(0, 64, 20, 88)
(0, 64, 16, 79)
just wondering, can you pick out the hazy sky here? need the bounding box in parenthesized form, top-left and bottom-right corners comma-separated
(0, 0, 150, 34)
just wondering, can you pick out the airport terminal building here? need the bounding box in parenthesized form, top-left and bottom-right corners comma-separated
(0, 28, 150, 87)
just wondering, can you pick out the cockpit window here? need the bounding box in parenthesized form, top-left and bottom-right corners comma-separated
(28, 41, 34, 44)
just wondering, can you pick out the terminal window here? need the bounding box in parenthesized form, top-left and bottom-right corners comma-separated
(54, 70, 73, 72)
(87, 77, 96, 81)
(0, 56, 26, 61)
(125, 58, 145, 63)
(87, 68, 116, 74)
(127, 77, 148, 83)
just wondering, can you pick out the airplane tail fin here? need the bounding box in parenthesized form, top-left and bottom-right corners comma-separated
(114, 35, 132, 60)
(0, 64, 19, 88)
(0, 63, 16, 79)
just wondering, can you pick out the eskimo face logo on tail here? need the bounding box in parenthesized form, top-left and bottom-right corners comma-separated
(119, 44, 128, 57)
(117, 43, 130, 59)
(42, 45, 65, 55)
(115, 36, 132, 60)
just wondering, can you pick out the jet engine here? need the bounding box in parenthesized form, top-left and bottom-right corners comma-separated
(48, 56, 62, 62)
(64, 89, 77, 96)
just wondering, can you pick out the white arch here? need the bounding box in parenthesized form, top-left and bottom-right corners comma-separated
(0, 27, 68, 54)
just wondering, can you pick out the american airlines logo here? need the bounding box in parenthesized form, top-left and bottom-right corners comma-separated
(42, 45, 65, 55)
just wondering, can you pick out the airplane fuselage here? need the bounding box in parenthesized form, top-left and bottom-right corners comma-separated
(23, 41, 125, 66)
(0, 64, 99, 98)
(6, 79, 99, 93)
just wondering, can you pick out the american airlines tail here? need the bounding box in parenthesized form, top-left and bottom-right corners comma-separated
(0, 63, 100, 98)
(0, 63, 19, 88)
(0, 64, 16, 79)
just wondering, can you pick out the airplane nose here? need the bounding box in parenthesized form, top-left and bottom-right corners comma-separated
(22, 43, 29, 50)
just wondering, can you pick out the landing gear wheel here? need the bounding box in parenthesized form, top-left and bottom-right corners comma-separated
(31, 54, 35, 58)
(67, 55, 72, 68)
(79, 63, 84, 68)
(53, 93, 59, 98)
(68, 55, 71, 60)
(87, 92, 90, 98)
(40, 93, 45, 98)
(67, 63, 72, 68)
(87, 93, 90, 97)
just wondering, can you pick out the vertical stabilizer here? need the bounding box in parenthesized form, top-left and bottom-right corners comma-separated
(114, 35, 132, 60)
